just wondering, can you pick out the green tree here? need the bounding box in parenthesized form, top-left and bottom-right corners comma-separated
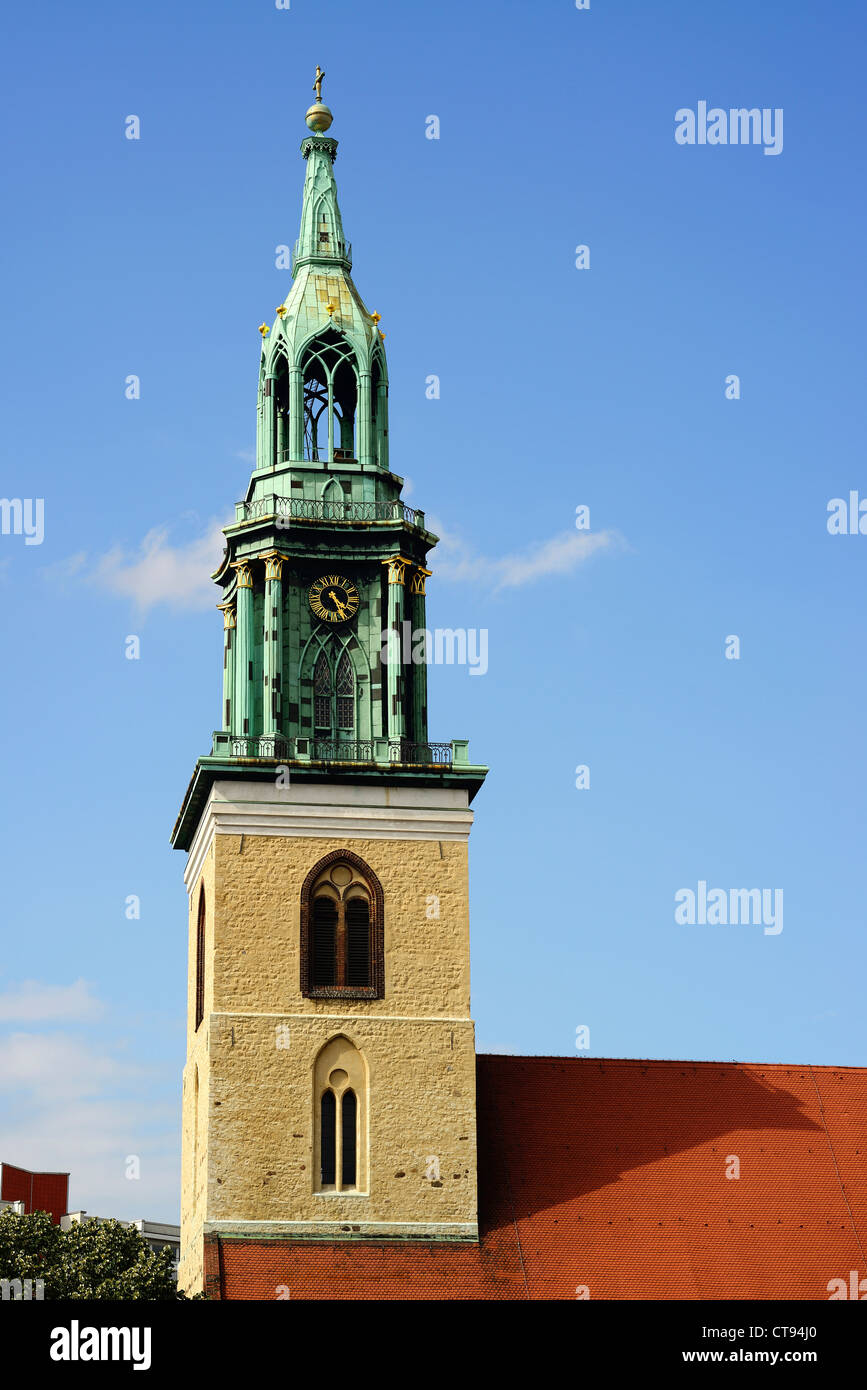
(0, 1208, 197, 1300)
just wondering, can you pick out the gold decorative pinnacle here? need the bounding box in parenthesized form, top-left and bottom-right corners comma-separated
(258, 323, 270, 336)
(370, 311, 382, 325)
(276, 303, 287, 317)
(325, 302, 337, 317)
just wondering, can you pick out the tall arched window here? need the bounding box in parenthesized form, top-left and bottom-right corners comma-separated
(335, 651, 355, 732)
(194, 885, 205, 1030)
(320, 1089, 336, 1185)
(313, 651, 332, 733)
(314, 1036, 367, 1194)
(341, 1090, 357, 1187)
(301, 851, 384, 999)
(192, 1065, 199, 1206)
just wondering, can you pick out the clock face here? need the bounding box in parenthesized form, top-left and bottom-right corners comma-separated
(309, 574, 359, 624)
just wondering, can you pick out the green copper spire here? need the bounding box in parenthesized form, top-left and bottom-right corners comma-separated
(255, 87, 386, 473)
(291, 133, 351, 277)
(170, 77, 487, 853)
(294, 69, 346, 274)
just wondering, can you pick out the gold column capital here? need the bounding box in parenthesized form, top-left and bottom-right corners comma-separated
(232, 560, 254, 589)
(219, 602, 236, 630)
(381, 554, 411, 586)
(410, 566, 432, 596)
(262, 552, 288, 581)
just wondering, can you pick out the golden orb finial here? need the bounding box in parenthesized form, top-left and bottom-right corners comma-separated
(306, 64, 333, 133)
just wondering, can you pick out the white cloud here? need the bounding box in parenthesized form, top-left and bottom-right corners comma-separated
(429, 520, 623, 591)
(90, 520, 227, 612)
(0, 1091, 179, 1222)
(45, 511, 620, 616)
(0, 979, 103, 1023)
(0, 1026, 179, 1221)
(0, 1030, 141, 1101)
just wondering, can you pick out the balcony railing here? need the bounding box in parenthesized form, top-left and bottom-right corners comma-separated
(243, 496, 426, 529)
(277, 448, 355, 464)
(291, 237, 352, 275)
(217, 735, 459, 767)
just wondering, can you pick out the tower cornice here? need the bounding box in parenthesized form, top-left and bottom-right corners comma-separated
(300, 134, 338, 163)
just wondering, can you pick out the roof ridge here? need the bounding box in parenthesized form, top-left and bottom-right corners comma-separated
(478, 1053, 867, 1072)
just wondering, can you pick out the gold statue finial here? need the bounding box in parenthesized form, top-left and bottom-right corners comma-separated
(306, 65, 333, 133)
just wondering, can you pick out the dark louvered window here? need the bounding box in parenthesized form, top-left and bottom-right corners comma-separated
(320, 1090, 336, 1185)
(194, 887, 205, 1030)
(311, 896, 337, 986)
(345, 897, 370, 986)
(302, 854, 383, 999)
(341, 1090, 357, 1187)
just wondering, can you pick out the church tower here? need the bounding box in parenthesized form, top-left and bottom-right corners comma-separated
(172, 81, 487, 1296)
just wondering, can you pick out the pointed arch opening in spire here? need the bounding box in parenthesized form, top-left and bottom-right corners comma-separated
(271, 352, 290, 464)
(265, 349, 291, 467)
(370, 346, 388, 470)
(302, 329, 358, 462)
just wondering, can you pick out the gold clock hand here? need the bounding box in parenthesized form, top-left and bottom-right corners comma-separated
(328, 590, 347, 617)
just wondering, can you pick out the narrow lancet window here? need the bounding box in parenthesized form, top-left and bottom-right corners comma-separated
(194, 886, 205, 1030)
(320, 1090, 336, 1185)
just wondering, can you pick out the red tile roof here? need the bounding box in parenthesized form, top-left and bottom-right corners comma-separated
(209, 1055, 867, 1299)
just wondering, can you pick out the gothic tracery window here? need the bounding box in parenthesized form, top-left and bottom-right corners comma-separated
(312, 648, 355, 737)
(336, 651, 355, 730)
(314, 1036, 367, 1194)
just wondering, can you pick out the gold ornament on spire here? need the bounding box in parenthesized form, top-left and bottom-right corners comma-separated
(306, 64, 333, 133)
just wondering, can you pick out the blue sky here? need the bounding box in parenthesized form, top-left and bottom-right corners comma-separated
(1, 0, 865, 1222)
